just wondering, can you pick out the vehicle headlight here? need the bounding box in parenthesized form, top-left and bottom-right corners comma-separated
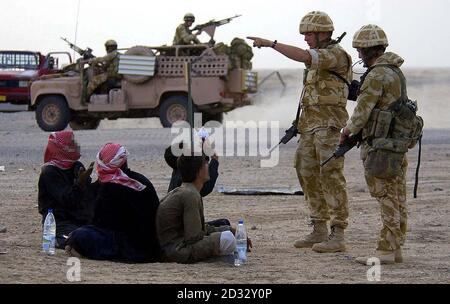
(18, 81, 28, 88)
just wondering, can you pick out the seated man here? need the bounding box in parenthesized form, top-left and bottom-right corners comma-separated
(66, 143, 160, 263)
(157, 155, 246, 264)
(38, 131, 93, 249)
(86, 39, 121, 97)
(164, 142, 219, 196)
(173, 13, 202, 45)
(164, 142, 228, 227)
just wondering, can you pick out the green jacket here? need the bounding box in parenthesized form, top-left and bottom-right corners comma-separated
(156, 183, 229, 263)
(173, 23, 201, 45)
(90, 50, 119, 78)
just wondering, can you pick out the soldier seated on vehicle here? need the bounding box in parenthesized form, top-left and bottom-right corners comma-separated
(173, 13, 203, 46)
(86, 39, 121, 97)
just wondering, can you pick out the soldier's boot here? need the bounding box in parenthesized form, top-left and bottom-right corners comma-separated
(355, 250, 396, 265)
(395, 248, 403, 263)
(312, 226, 346, 253)
(294, 221, 328, 248)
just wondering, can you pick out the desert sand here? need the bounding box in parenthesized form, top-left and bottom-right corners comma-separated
(0, 69, 449, 283)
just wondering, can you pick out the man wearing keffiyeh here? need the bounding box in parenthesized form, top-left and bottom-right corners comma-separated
(38, 131, 94, 249)
(66, 143, 161, 263)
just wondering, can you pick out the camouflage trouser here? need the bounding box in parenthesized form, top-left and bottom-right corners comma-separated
(364, 156, 408, 251)
(295, 128, 349, 229)
(86, 73, 108, 96)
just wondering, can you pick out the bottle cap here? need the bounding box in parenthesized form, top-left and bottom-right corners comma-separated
(48, 208, 53, 213)
(238, 219, 244, 224)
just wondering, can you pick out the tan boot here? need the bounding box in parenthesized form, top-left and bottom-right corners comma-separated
(312, 226, 346, 253)
(395, 248, 403, 263)
(294, 221, 328, 248)
(355, 250, 396, 265)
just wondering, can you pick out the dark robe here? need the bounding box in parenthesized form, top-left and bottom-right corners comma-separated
(38, 161, 94, 248)
(67, 168, 160, 263)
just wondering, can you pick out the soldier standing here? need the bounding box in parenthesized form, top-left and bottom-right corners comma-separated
(86, 39, 120, 97)
(341, 25, 414, 264)
(248, 11, 351, 253)
(173, 13, 202, 45)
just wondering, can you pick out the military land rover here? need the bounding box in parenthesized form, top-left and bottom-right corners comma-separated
(30, 41, 257, 131)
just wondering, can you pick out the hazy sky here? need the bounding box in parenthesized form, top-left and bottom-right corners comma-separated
(3, 0, 449, 69)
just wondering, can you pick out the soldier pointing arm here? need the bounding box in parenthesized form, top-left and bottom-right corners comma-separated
(248, 11, 352, 254)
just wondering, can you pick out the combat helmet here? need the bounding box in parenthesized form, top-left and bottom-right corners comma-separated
(352, 24, 388, 48)
(299, 11, 334, 34)
(184, 13, 195, 22)
(105, 39, 118, 48)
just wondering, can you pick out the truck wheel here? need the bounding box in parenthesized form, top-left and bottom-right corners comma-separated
(36, 96, 70, 131)
(203, 112, 223, 124)
(123, 46, 155, 84)
(69, 118, 101, 130)
(159, 95, 196, 128)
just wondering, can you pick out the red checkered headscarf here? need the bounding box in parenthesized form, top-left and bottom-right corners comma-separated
(43, 131, 81, 170)
(95, 143, 146, 191)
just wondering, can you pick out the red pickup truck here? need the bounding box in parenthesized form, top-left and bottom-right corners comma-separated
(0, 50, 72, 111)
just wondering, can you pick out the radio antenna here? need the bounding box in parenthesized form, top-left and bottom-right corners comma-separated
(73, 0, 81, 59)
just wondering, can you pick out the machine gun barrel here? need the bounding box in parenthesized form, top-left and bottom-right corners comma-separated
(192, 14, 242, 31)
(60, 37, 94, 59)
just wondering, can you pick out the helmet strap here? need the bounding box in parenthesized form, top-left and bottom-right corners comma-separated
(315, 33, 331, 49)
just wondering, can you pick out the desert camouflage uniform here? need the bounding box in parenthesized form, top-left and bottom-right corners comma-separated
(173, 24, 201, 45)
(86, 50, 120, 96)
(295, 42, 352, 229)
(346, 52, 407, 251)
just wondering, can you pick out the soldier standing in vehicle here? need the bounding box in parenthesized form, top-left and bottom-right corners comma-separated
(341, 25, 418, 264)
(86, 39, 121, 97)
(173, 13, 202, 45)
(248, 11, 351, 253)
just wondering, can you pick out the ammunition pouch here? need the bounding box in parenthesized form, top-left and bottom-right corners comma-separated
(364, 148, 404, 178)
(389, 99, 424, 149)
(362, 108, 393, 141)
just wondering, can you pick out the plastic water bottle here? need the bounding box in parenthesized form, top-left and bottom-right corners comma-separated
(42, 208, 56, 255)
(234, 219, 247, 266)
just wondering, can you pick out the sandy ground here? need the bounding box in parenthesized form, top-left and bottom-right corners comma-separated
(0, 69, 449, 284)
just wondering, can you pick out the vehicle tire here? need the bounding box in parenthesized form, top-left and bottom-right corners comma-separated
(159, 95, 197, 128)
(202, 112, 223, 124)
(123, 46, 155, 84)
(35, 95, 70, 131)
(69, 118, 101, 130)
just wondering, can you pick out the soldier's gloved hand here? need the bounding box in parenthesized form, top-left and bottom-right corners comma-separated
(76, 161, 94, 187)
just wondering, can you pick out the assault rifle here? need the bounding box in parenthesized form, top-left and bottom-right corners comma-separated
(192, 15, 241, 42)
(60, 37, 94, 60)
(321, 131, 362, 167)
